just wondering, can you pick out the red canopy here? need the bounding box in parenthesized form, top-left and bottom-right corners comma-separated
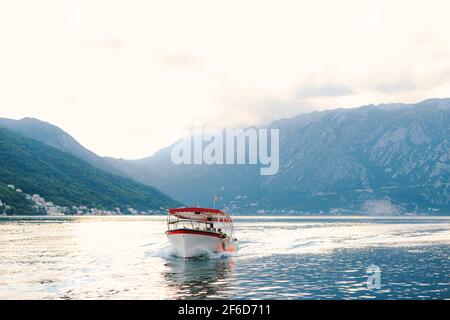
(169, 207, 226, 215)
(168, 207, 232, 222)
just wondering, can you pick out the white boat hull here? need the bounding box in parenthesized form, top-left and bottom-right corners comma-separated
(166, 230, 236, 258)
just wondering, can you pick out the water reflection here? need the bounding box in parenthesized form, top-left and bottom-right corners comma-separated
(164, 256, 234, 299)
(1, 216, 449, 299)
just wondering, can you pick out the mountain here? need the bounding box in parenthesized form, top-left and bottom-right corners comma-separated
(4, 98, 448, 215)
(105, 98, 450, 215)
(0, 117, 120, 175)
(0, 127, 180, 214)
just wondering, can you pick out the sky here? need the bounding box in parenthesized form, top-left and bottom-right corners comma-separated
(0, 0, 449, 159)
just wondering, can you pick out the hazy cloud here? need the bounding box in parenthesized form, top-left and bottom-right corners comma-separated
(84, 37, 125, 49)
(1, 0, 449, 158)
(374, 79, 417, 93)
(157, 53, 204, 69)
(297, 83, 353, 98)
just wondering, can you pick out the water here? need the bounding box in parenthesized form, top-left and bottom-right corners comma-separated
(0, 215, 449, 299)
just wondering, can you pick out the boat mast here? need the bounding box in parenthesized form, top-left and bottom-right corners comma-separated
(213, 195, 218, 209)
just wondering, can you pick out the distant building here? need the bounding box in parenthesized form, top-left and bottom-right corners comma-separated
(15, 188, 22, 193)
(128, 208, 138, 215)
(7, 184, 15, 190)
(47, 206, 64, 216)
(31, 194, 46, 207)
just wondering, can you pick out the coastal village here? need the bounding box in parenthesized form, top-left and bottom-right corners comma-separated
(0, 184, 156, 216)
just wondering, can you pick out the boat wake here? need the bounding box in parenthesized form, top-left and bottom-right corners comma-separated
(234, 219, 450, 258)
(144, 217, 450, 260)
(144, 241, 235, 260)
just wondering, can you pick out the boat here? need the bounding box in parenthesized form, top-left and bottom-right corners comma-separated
(166, 207, 238, 258)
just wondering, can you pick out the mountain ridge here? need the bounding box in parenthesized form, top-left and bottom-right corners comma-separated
(105, 98, 450, 214)
(0, 117, 121, 176)
(0, 127, 180, 214)
(2, 97, 449, 214)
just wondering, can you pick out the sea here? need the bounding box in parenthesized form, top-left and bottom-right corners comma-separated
(0, 215, 449, 299)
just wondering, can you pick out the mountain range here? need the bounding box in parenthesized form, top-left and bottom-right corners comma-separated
(1, 98, 449, 215)
(104, 98, 450, 215)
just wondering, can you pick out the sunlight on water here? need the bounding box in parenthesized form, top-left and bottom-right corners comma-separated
(0, 216, 449, 299)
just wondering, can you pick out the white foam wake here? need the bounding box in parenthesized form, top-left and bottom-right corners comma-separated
(234, 220, 450, 257)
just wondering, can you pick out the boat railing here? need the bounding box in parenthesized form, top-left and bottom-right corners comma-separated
(167, 217, 213, 231)
(166, 213, 234, 240)
(166, 216, 232, 234)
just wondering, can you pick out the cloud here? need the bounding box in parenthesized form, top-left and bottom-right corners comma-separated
(157, 53, 204, 69)
(374, 79, 417, 93)
(84, 37, 125, 49)
(297, 83, 353, 98)
(1, 0, 450, 158)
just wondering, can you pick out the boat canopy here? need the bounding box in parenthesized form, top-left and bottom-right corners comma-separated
(168, 207, 232, 223)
